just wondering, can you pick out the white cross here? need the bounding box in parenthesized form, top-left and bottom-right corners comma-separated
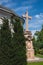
(22, 10, 32, 31)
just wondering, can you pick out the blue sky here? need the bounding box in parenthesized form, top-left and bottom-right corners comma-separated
(0, 0, 43, 35)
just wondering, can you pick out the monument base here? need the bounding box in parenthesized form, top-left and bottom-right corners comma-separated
(27, 57, 43, 62)
(26, 49, 34, 59)
(27, 57, 40, 62)
(24, 31, 35, 60)
(26, 40, 35, 60)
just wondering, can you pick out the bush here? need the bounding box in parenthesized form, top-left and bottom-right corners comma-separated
(38, 49, 43, 55)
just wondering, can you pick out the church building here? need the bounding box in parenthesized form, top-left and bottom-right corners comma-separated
(0, 5, 24, 25)
(0, 5, 24, 32)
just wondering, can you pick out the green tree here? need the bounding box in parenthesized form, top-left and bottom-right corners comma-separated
(0, 26, 1, 44)
(35, 25, 43, 49)
(0, 17, 27, 65)
(0, 18, 13, 65)
(33, 25, 43, 54)
(12, 18, 27, 65)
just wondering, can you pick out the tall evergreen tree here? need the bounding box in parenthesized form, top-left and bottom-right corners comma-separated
(0, 17, 27, 65)
(0, 26, 1, 44)
(0, 18, 13, 65)
(12, 18, 27, 65)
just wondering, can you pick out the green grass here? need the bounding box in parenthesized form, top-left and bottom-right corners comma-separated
(27, 62, 43, 65)
(36, 54, 43, 58)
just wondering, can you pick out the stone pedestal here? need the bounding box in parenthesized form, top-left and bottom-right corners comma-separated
(24, 31, 34, 59)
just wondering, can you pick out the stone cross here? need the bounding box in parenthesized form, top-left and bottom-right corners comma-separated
(22, 10, 32, 31)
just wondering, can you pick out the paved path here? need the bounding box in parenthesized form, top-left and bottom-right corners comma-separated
(27, 57, 43, 62)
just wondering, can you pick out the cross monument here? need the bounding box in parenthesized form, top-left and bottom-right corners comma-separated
(22, 10, 35, 60)
(22, 10, 32, 31)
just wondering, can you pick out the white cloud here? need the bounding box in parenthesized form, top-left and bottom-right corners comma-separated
(0, 0, 9, 4)
(22, 0, 37, 5)
(0, 0, 17, 9)
(3, 0, 9, 2)
(5, 2, 17, 8)
(15, 6, 32, 12)
(35, 15, 40, 19)
(28, 0, 37, 4)
(31, 29, 40, 36)
(31, 30, 37, 36)
(28, 13, 43, 35)
(35, 13, 43, 19)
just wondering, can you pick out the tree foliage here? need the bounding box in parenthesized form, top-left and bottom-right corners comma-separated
(12, 18, 27, 65)
(0, 17, 27, 65)
(33, 25, 43, 54)
(0, 18, 13, 65)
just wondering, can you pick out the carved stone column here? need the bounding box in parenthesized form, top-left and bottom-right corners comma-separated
(24, 31, 34, 59)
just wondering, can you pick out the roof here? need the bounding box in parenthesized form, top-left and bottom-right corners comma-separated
(0, 5, 17, 16)
(0, 5, 24, 22)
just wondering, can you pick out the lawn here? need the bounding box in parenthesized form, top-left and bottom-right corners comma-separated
(27, 62, 43, 65)
(36, 54, 43, 58)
